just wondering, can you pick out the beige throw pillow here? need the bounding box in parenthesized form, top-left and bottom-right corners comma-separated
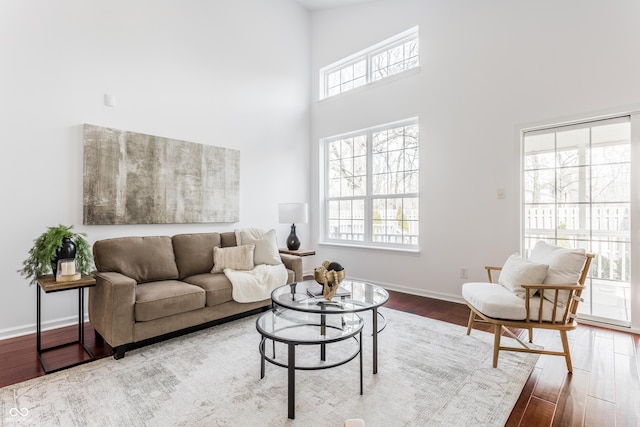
(211, 244, 255, 273)
(498, 253, 549, 299)
(239, 229, 281, 266)
(234, 227, 264, 245)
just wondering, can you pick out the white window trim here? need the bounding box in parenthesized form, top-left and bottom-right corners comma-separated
(320, 117, 420, 251)
(319, 26, 419, 100)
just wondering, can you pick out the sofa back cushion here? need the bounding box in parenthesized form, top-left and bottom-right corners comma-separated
(220, 231, 237, 248)
(172, 233, 222, 279)
(93, 236, 179, 283)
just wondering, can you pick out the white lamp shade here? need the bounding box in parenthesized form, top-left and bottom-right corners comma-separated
(279, 203, 308, 224)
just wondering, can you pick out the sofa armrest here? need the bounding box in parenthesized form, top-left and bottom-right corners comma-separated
(279, 254, 303, 282)
(88, 272, 137, 347)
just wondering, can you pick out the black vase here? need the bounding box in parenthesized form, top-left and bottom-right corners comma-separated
(51, 237, 76, 277)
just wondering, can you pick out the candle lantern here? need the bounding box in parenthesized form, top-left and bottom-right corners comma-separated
(56, 258, 81, 282)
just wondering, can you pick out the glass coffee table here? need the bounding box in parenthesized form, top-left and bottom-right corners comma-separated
(271, 279, 389, 374)
(256, 308, 364, 419)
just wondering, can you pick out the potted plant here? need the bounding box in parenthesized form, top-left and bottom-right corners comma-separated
(18, 224, 94, 285)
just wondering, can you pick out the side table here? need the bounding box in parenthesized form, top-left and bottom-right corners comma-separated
(278, 248, 316, 257)
(36, 274, 96, 374)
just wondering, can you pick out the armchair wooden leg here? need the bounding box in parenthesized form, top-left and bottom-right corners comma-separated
(493, 324, 502, 368)
(466, 310, 475, 335)
(560, 330, 573, 373)
(528, 328, 533, 343)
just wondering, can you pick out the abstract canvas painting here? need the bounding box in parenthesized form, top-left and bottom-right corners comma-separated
(83, 124, 239, 225)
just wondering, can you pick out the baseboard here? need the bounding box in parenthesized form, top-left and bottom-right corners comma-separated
(0, 314, 90, 341)
(346, 275, 466, 305)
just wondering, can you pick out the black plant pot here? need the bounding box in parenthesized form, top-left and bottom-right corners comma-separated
(51, 237, 76, 277)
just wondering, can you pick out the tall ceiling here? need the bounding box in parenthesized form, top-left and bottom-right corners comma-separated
(294, 0, 375, 11)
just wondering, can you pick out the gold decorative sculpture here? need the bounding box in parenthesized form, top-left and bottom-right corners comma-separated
(313, 260, 345, 300)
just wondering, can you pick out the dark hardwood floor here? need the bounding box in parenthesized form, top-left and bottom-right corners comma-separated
(1, 290, 638, 426)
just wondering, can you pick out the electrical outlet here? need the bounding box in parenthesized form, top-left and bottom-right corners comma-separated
(460, 268, 468, 279)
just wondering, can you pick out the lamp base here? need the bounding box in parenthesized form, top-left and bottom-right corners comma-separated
(286, 223, 301, 250)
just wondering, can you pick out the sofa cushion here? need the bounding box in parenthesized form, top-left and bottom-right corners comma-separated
(172, 233, 221, 279)
(237, 229, 282, 266)
(93, 236, 179, 284)
(220, 231, 237, 248)
(212, 244, 255, 273)
(182, 273, 234, 306)
(498, 253, 548, 298)
(135, 280, 206, 322)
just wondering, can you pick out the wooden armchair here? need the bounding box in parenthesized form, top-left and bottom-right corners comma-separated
(462, 242, 594, 373)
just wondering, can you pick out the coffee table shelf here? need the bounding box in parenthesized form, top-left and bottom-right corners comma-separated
(256, 309, 363, 419)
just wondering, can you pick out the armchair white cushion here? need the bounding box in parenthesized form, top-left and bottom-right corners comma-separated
(529, 241, 586, 305)
(462, 282, 526, 320)
(462, 282, 566, 322)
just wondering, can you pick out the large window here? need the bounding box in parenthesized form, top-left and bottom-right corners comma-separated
(319, 26, 419, 100)
(522, 116, 631, 326)
(323, 118, 419, 249)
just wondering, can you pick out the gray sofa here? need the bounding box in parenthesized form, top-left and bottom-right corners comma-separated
(89, 231, 302, 359)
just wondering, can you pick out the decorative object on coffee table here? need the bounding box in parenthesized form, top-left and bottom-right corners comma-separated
(18, 224, 93, 285)
(314, 260, 345, 300)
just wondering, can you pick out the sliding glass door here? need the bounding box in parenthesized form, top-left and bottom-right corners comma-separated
(522, 116, 631, 326)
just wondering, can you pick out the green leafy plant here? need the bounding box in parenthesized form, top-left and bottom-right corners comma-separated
(18, 224, 94, 285)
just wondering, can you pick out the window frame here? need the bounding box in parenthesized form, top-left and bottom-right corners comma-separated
(521, 114, 633, 327)
(321, 117, 420, 251)
(319, 26, 419, 100)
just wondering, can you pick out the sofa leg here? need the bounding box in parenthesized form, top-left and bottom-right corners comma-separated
(113, 346, 126, 360)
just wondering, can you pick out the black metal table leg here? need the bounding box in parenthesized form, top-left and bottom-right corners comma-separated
(260, 337, 266, 379)
(79, 288, 84, 343)
(288, 343, 295, 419)
(372, 307, 378, 374)
(359, 329, 363, 395)
(36, 285, 41, 358)
(320, 311, 326, 361)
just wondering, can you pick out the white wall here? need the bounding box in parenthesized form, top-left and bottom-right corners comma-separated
(309, 0, 640, 326)
(0, 0, 311, 338)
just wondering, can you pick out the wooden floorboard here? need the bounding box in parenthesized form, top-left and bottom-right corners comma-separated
(0, 289, 638, 426)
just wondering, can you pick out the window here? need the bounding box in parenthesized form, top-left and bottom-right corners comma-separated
(320, 26, 419, 99)
(522, 116, 631, 326)
(323, 118, 419, 249)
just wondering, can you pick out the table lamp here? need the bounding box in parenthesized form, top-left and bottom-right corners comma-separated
(279, 203, 309, 250)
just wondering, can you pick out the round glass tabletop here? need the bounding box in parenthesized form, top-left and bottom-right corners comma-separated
(271, 279, 389, 314)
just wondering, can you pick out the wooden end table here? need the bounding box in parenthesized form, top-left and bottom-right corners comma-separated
(278, 248, 316, 257)
(36, 274, 96, 374)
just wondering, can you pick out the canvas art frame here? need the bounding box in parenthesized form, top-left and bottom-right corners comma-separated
(83, 124, 239, 225)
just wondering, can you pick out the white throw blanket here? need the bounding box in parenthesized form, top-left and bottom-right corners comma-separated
(224, 263, 288, 303)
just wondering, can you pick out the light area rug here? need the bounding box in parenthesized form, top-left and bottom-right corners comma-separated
(1, 308, 537, 427)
